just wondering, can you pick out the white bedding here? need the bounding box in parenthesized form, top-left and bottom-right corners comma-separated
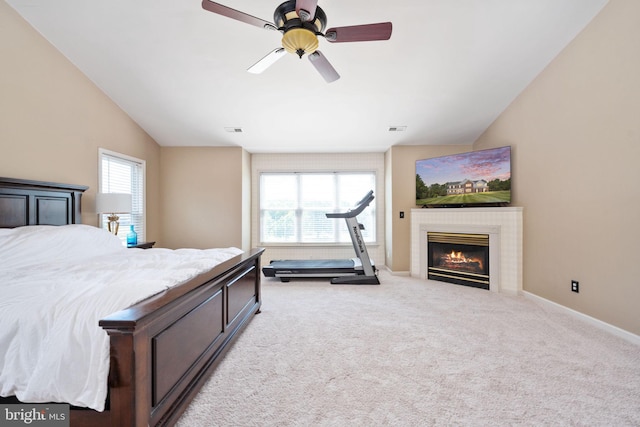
(0, 225, 243, 411)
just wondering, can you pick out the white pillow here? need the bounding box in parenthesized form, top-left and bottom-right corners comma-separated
(0, 224, 125, 270)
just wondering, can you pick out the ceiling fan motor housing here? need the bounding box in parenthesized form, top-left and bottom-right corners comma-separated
(274, 0, 327, 58)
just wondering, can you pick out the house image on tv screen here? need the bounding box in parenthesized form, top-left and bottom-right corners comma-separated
(415, 146, 511, 207)
(447, 179, 489, 195)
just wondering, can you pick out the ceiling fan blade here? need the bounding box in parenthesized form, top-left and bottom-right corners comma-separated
(325, 22, 392, 43)
(296, 0, 318, 22)
(201, 0, 276, 30)
(247, 48, 287, 74)
(308, 51, 340, 83)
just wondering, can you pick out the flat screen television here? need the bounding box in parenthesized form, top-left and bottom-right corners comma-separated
(416, 146, 511, 208)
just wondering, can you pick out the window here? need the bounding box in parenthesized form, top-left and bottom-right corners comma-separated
(260, 172, 376, 244)
(99, 149, 145, 244)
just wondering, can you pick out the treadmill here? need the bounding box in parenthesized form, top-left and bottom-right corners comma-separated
(262, 191, 380, 285)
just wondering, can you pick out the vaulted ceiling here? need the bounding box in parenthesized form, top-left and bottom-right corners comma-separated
(6, 0, 608, 153)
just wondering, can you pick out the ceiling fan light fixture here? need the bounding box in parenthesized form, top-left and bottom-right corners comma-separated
(282, 28, 319, 58)
(201, 1, 392, 82)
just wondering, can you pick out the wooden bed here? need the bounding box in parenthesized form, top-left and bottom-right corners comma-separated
(0, 177, 264, 427)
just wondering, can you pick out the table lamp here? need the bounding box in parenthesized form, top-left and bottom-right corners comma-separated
(96, 193, 132, 235)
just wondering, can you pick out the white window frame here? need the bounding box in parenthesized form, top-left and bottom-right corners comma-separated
(259, 171, 376, 245)
(98, 148, 146, 244)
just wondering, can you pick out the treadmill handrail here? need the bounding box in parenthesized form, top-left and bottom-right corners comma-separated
(326, 191, 374, 219)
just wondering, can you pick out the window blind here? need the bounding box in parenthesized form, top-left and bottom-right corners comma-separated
(99, 149, 145, 243)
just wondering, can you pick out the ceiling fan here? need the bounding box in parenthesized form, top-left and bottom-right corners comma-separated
(201, 0, 393, 83)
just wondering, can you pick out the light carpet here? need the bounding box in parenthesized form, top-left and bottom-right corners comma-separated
(176, 270, 640, 426)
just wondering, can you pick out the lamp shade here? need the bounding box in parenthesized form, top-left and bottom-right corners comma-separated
(96, 193, 132, 214)
(281, 28, 319, 57)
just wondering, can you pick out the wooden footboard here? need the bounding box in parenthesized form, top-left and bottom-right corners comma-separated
(73, 248, 264, 427)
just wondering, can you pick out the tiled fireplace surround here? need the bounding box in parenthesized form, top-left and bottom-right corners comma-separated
(411, 207, 523, 294)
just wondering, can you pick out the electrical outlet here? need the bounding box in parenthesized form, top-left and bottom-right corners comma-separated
(571, 280, 579, 293)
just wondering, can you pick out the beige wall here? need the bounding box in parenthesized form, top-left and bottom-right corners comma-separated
(474, 0, 640, 334)
(159, 147, 247, 250)
(0, 1, 161, 236)
(384, 145, 472, 272)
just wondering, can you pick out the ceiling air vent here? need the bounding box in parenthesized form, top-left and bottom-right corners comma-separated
(224, 127, 244, 133)
(388, 126, 407, 132)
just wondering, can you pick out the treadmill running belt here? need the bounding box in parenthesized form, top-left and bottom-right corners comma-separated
(269, 259, 355, 269)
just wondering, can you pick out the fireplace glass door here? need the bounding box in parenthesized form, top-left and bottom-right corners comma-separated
(427, 232, 489, 289)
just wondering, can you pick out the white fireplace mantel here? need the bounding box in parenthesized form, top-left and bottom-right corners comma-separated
(411, 207, 523, 294)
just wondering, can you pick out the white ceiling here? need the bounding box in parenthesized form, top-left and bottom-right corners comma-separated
(6, 0, 608, 153)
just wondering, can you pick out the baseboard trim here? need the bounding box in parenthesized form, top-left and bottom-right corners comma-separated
(522, 291, 640, 346)
(381, 266, 410, 276)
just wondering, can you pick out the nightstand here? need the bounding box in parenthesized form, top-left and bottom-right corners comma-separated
(128, 241, 156, 249)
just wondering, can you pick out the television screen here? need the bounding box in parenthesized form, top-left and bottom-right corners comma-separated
(416, 146, 511, 207)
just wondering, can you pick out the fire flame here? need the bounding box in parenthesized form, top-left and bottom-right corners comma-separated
(447, 250, 483, 270)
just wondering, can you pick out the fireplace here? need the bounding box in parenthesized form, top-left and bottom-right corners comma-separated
(427, 232, 490, 290)
(411, 207, 523, 294)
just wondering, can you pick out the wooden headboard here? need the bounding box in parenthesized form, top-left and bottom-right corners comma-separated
(0, 177, 88, 228)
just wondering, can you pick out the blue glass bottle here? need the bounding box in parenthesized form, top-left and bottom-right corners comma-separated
(127, 224, 138, 247)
